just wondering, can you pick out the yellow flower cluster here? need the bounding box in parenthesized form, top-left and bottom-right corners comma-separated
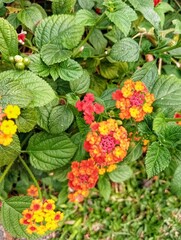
(20, 199, 64, 235)
(0, 105, 20, 146)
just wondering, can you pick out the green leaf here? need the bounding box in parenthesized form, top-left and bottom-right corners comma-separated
(172, 19, 181, 34)
(106, 3, 137, 36)
(17, 5, 44, 32)
(40, 44, 72, 65)
(1, 196, 38, 239)
(145, 142, 171, 178)
(16, 108, 37, 133)
(158, 124, 181, 148)
(100, 88, 117, 109)
(100, 61, 120, 79)
(27, 132, 77, 171)
(132, 61, 158, 91)
(0, 70, 57, 108)
(75, 9, 97, 26)
(0, 77, 32, 108)
(128, 0, 160, 29)
(110, 38, 140, 62)
(52, 0, 76, 14)
(151, 75, 181, 110)
(124, 141, 142, 163)
(48, 105, 74, 134)
(7, 13, 21, 29)
(98, 175, 111, 202)
(35, 15, 84, 50)
(171, 164, 181, 197)
(90, 74, 107, 96)
(89, 29, 107, 54)
(58, 59, 83, 81)
(36, 99, 59, 132)
(153, 112, 166, 134)
(29, 54, 50, 77)
(0, 135, 21, 167)
(155, 2, 174, 28)
(0, 18, 18, 60)
(69, 69, 90, 94)
(71, 133, 87, 161)
(78, 0, 94, 10)
(108, 164, 133, 183)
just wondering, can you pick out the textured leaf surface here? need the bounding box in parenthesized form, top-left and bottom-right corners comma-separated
(108, 164, 133, 183)
(40, 44, 72, 65)
(106, 4, 137, 36)
(75, 9, 97, 26)
(0, 18, 18, 60)
(110, 38, 140, 62)
(171, 164, 181, 197)
(70, 70, 90, 94)
(0, 77, 32, 108)
(78, 0, 94, 9)
(0, 135, 20, 167)
(1, 196, 37, 239)
(0, 70, 56, 108)
(132, 61, 158, 90)
(27, 132, 77, 171)
(89, 29, 107, 54)
(52, 0, 76, 14)
(128, 0, 160, 28)
(151, 75, 181, 110)
(36, 99, 59, 132)
(29, 54, 50, 77)
(100, 88, 117, 109)
(48, 105, 74, 134)
(124, 142, 142, 163)
(98, 176, 111, 202)
(153, 113, 166, 134)
(17, 5, 44, 31)
(58, 59, 83, 81)
(145, 142, 171, 178)
(158, 124, 181, 148)
(16, 108, 37, 133)
(35, 15, 84, 50)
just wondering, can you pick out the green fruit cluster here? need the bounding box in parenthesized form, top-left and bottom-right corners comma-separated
(9, 55, 30, 70)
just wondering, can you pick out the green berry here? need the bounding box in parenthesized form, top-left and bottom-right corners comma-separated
(23, 57, 30, 66)
(14, 55, 23, 63)
(15, 62, 25, 70)
(9, 56, 14, 63)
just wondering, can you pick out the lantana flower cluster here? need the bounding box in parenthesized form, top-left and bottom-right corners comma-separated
(0, 105, 20, 146)
(112, 80, 155, 122)
(84, 119, 130, 174)
(75, 93, 104, 124)
(20, 199, 63, 235)
(67, 159, 99, 203)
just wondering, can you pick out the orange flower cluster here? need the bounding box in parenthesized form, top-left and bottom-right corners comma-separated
(112, 80, 155, 122)
(27, 185, 38, 198)
(84, 119, 130, 173)
(67, 159, 99, 203)
(20, 199, 63, 235)
(0, 105, 20, 146)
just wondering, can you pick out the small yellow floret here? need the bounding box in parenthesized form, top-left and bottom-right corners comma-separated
(4, 105, 20, 119)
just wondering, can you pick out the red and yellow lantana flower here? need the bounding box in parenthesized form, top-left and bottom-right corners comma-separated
(84, 119, 130, 173)
(112, 80, 155, 122)
(20, 199, 63, 235)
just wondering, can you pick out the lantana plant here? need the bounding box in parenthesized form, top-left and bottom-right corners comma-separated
(0, 0, 181, 238)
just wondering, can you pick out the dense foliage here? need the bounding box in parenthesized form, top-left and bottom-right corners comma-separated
(0, 0, 181, 238)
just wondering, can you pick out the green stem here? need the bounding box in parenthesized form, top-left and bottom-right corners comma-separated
(19, 155, 42, 200)
(149, 41, 181, 54)
(165, 118, 181, 122)
(72, 12, 107, 58)
(0, 161, 14, 184)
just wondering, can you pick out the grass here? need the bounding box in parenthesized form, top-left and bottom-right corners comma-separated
(56, 160, 181, 240)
